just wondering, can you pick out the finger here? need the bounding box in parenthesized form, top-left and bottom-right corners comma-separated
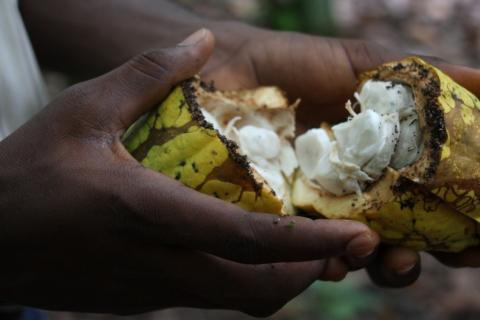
(67, 28, 215, 132)
(114, 165, 380, 264)
(431, 247, 480, 268)
(18, 246, 326, 316)
(366, 246, 421, 288)
(118, 248, 328, 317)
(342, 250, 377, 271)
(318, 258, 349, 282)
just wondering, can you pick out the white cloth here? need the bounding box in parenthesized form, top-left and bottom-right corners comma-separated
(0, 0, 47, 140)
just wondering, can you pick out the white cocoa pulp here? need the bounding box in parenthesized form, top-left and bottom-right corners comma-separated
(295, 80, 422, 195)
(199, 93, 297, 200)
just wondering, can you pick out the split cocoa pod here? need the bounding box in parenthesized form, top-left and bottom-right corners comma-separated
(123, 57, 480, 252)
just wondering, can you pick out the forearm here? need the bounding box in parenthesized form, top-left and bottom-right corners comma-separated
(19, 0, 256, 76)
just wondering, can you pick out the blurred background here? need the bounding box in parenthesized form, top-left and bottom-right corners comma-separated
(40, 1, 480, 320)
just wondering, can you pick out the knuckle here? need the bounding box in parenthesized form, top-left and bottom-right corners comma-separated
(225, 214, 264, 263)
(129, 50, 176, 81)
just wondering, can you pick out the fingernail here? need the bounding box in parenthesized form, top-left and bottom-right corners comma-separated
(395, 263, 416, 275)
(178, 29, 206, 46)
(347, 233, 376, 259)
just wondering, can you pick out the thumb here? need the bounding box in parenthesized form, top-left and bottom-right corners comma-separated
(74, 29, 215, 132)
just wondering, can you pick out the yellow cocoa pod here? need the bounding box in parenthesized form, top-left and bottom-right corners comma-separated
(293, 57, 480, 252)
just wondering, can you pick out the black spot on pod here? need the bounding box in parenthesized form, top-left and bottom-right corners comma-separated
(192, 162, 199, 173)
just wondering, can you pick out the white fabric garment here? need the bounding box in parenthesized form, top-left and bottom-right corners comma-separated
(0, 0, 47, 140)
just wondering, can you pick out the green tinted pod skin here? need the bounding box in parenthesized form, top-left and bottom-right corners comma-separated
(123, 79, 284, 214)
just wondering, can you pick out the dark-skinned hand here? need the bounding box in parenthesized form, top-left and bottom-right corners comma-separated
(0, 30, 380, 316)
(19, 0, 480, 289)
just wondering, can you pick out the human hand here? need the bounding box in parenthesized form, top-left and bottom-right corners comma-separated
(0, 30, 379, 316)
(202, 25, 480, 287)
